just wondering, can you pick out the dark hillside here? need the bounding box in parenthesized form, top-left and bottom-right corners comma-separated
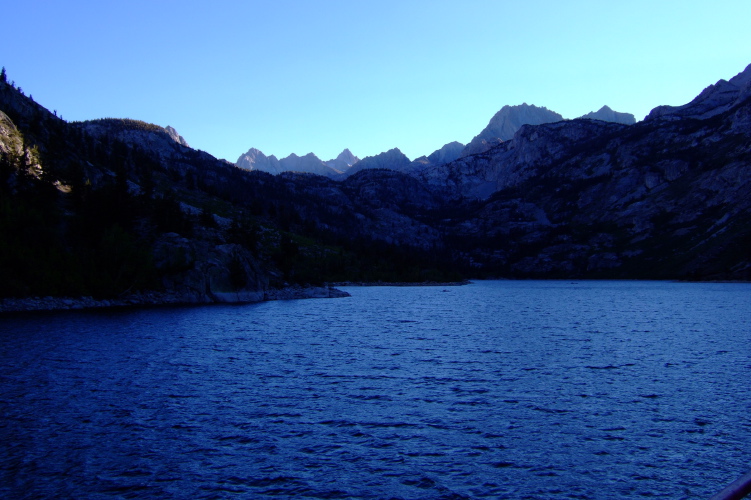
(2, 63, 750, 307)
(0, 72, 460, 304)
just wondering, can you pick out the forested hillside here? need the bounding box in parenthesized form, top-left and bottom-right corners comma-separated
(2, 63, 750, 308)
(0, 71, 461, 304)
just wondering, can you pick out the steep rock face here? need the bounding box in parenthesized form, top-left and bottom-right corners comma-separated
(342, 148, 411, 177)
(461, 104, 564, 157)
(647, 63, 751, 120)
(0, 78, 67, 165)
(0, 110, 23, 157)
(325, 148, 359, 173)
(236, 147, 282, 174)
(578, 105, 636, 124)
(165, 125, 190, 147)
(419, 119, 628, 199)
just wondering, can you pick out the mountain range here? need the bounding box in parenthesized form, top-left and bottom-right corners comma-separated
(1, 62, 749, 310)
(235, 104, 637, 178)
(236, 147, 360, 177)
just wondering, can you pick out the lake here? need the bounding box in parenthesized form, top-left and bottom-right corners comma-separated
(1, 280, 750, 499)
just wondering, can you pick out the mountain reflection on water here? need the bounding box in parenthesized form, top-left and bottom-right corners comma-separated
(1, 280, 749, 499)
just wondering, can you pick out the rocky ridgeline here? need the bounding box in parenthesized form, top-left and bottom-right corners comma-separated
(235, 102, 636, 180)
(647, 63, 751, 121)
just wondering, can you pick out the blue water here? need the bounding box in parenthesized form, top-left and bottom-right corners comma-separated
(1, 280, 750, 499)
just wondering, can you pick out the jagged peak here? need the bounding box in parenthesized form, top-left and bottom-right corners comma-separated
(461, 103, 564, 157)
(325, 148, 360, 173)
(382, 147, 406, 156)
(577, 106, 636, 125)
(241, 147, 264, 156)
(238, 147, 277, 160)
(331, 148, 358, 163)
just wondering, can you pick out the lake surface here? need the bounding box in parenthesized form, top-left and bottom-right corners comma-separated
(1, 280, 750, 499)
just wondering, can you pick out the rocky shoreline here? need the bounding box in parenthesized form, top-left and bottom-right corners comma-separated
(0, 281, 476, 315)
(333, 280, 473, 287)
(0, 285, 350, 315)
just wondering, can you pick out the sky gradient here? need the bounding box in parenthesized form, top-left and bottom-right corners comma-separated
(3, 0, 750, 162)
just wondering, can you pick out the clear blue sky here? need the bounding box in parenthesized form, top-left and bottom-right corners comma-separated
(3, 0, 750, 162)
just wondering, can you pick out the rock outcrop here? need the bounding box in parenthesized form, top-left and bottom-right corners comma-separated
(0, 110, 23, 157)
(165, 125, 190, 147)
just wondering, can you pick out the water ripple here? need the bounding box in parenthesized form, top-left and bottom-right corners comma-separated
(1, 281, 750, 499)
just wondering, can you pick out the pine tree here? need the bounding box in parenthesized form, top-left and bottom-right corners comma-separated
(0, 67, 6, 83)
